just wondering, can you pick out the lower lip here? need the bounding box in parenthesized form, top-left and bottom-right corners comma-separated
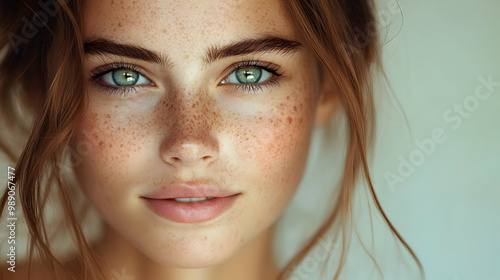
(143, 194, 240, 223)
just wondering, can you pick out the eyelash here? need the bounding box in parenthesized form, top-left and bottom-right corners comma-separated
(89, 62, 148, 96)
(224, 60, 284, 93)
(88, 60, 284, 96)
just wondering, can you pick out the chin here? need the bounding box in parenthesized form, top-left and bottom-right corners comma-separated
(139, 234, 240, 268)
(148, 247, 236, 268)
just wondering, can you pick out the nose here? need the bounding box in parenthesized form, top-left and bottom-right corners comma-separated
(159, 95, 220, 168)
(161, 135, 219, 168)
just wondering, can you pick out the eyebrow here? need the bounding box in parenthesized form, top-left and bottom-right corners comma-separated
(83, 38, 171, 67)
(83, 36, 302, 66)
(204, 36, 302, 64)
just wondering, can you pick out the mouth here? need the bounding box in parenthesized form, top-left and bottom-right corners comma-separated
(169, 197, 216, 202)
(141, 183, 241, 223)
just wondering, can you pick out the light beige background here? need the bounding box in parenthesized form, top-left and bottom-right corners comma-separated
(275, 0, 500, 279)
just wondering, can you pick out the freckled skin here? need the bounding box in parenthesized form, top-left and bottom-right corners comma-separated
(70, 0, 337, 278)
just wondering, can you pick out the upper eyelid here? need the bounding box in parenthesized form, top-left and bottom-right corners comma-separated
(219, 60, 282, 82)
(89, 63, 157, 86)
(91, 63, 145, 77)
(89, 60, 282, 87)
(228, 60, 280, 72)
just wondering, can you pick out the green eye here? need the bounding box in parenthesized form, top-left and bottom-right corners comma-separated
(113, 69, 139, 86)
(235, 67, 262, 84)
(101, 68, 152, 87)
(224, 66, 272, 85)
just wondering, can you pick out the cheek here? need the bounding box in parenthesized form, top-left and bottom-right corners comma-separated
(69, 108, 152, 203)
(71, 82, 316, 218)
(233, 92, 315, 212)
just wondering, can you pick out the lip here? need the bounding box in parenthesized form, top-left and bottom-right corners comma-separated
(142, 183, 240, 199)
(141, 183, 241, 223)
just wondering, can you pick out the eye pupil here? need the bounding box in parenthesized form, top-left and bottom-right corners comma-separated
(236, 67, 262, 84)
(113, 69, 139, 86)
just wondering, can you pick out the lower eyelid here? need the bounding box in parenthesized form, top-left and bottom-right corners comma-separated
(89, 77, 155, 97)
(91, 81, 139, 96)
(232, 78, 281, 93)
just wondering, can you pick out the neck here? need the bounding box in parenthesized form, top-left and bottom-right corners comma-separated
(94, 223, 279, 280)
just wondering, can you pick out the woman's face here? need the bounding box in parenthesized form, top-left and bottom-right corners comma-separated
(72, 0, 337, 267)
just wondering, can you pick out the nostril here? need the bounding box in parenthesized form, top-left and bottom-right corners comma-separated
(161, 137, 219, 167)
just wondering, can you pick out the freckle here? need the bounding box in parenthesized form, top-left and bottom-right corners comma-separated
(120, 144, 123, 147)
(288, 117, 293, 124)
(259, 117, 262, 120)
(294, 106, 297, 112)
(286, 96, 290, 100)
(118, 22, 123, 28)
(109, 143, 112, 148)
(204, 236, 207, 240)
(106, 114, 111, 119)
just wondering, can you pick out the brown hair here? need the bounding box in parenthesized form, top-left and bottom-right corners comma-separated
(0, 0, 424, 279)
(278, 0, 423, 279)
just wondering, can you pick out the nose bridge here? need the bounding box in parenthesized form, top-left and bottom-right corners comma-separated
(160, 87, 220, 167)
(170, 88, 215, 135)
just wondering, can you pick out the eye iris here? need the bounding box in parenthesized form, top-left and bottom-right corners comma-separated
(112, 69, 138, 86)
(235, 67, 262, 84)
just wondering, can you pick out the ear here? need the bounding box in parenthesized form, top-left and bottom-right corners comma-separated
(314, 76, 341, 127)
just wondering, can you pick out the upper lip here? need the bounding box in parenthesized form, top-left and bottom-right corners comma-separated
(142, 182, 240, 199)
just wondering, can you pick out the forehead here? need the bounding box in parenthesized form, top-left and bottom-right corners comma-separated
(81, 0, 297, 53)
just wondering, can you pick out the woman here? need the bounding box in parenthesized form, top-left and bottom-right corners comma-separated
(0, 0, 423, 279)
